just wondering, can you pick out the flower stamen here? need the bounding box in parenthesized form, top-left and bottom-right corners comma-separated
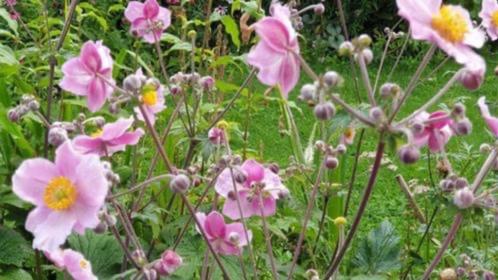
(431, 5, 468, 43)
(43, 176, 77, 211)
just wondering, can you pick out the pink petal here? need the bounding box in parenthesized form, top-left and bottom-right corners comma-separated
(31, 211, 76, 252)
(205, 211, 227, 239)
(254, 17, 290, 53)
(124, 1, 145, 23)
(80, 41, 102, 73)
(225, 223, 252, 247)
(215, 168, 239, 198)
(195, 212, 210, 239)
(216, 240, 241, 256)
(143, 0, 160, 19)
(241, 160, 265, 185)
(142, 29, 163, 43)
(101, 118, 134, 140)
(12, 159, 58, 206)
(73, 136, 104, 155)
(262, 169, 287, 199)
(63, 249, 97, 280)
(478, 96, 498, 136)
(222, 190, 255, 219)
(87, 78, 108, 112)
(25, 207, 51, 233)
(250, 195, 276, 217)
(55, 141, 83, 179)
(158, 7, 172, 29)
(59, 58, 93, 96)
(108, 129, 144, 146)
(134, 106, 157, 125)
(73, 154, 108, 209)
(278, 52, 300, 97)
(396, 0, 438, 25)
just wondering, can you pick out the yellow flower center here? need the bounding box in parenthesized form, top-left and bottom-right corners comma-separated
(142, 90, 158, 106)
(43, 177, 77, 211)
(492, 10, 498, 27)
(431, 5, 468, 43)
(91, 129, 103, 138)
(79, 260, 88, 269)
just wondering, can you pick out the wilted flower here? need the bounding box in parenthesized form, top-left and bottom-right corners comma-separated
(396, 0, 485, 68)
(73, 118, 144, 156)
(478, 96, 498, 136)
(480, 0, 498, 40)
(247, 2, 300, 97)
(59, 41, 115, 112)
(46, 248, 97, 280)
(215, 159, 289, 219)
(153, 250, 182, 276)
(12, 142, 108, 252)
(195, 211, 252, 255)
(125, 0, 172, 43)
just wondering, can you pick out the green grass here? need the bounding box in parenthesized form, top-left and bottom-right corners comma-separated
(224, 47, 498, 276)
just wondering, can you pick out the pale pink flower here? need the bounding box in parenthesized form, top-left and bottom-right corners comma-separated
(247, 2, 300, 98)
(480, 0, 498, 40)
(412, 111, 453, 152)
(396, 0, 485, 67)
(46, 249, 97, 280)
(12, 142, 108, 252)
(59, 41, 115, 112)
(125, 0, 172, 43)
(478, 96, 498, 136)
(153, 250, 182, 276)
(133, 70, 166, 125)
(215, 159, 288, 219)
(73, 118, 144, 156)
(195, 211, 252, 256)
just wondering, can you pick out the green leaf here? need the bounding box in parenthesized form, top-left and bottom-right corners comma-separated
(0, 268, 33, 280)
(0, 227, 34, 267)
(221, 15, 240, 49)
(0, 44, 19, 77)
(68, 231, 124, 279)
(352, 220, 401, 274)
(0, 8, 18, 36)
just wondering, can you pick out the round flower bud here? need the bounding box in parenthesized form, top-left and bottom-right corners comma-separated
(369, 106, 384, 122)
(456, 267, 466, 277)
(123, 74, 143, 92)
(315, 140, 325, 150)
(453, 187, 474, 209)
(357, 34, 372, 47)
(48, 126, 68, 147)
(227, 190, 237, 201)
(334, 216, 347, 226)
(187, 30, 197, 39)
(314, 102, 336, 121)
(306, 269, 319, 280)
(199, 76, 215, 91)
(234, 170, 247, 184)
(453, 118, 472, 135)
(398, 145, 420, 164)
(380, 83, 401, 98)
(132, 249, 146, 265)
(313, 3, 325, 15)
(28, 100, 40, 111)
(170, 174, 191, 193)
(170, 72, 185, 84)
(268, 163, 279, 174)
(323, 71, 341, 87)
(143, 268, 157, 280)
(452, 103, 466, 116)
(483, 271, 496, 280)
(338, 41, 354, 56)
(170, 85, 183, 96)
(480, 143, 491, 154)
(439, 268, 457, 280)
(325, 156, 339, 169)
(439, 179, 455, 192)
(356, 48, 373, 64)
(299, 84, 316, 101)
(336, 144, 347, 155)
(93, 221, 108, 234)
(109, 103, 120, 114)
(454, 178, 468, 189)
(7, 108, 19, 122)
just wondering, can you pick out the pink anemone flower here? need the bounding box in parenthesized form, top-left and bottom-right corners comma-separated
(153, 250, 183, 276)
(125, 0, 172, 43)
(396, 0, 485, 67)
(59, 41, 115, 112)
(215, 159, 289, 219)
(195, 211, 252, 256)
(480, 0, 498, 40)
(12, 142, 108, 252)
(73, 117, 144, 156)
(247, 2, 300, 98)
(478, 96, 498, 136)
(133, 70, 166, 125)
(46, 249, 97, 280)
(411, 111, 454, 152)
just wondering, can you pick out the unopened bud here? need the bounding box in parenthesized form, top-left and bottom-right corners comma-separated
(234, 170, 247, 184)
(453, 187, 474, 209)
(93, 221, 108, 234)
(187, 30, 197, 39)
(453, 118, 472, 135)
(325, 156, 339, 169)
(170, 85, 183, 95)
(142, 268, 157, 280)
(336, 144, 347, 154)
(439, 268, 457, 280)
(357, 34, 372, 47)
(369, 106, 384, 122)
(380, 83, 401, 98)
(48, 126, 68, 147)
(299, 84, 316, 101)
(170, 72, 185, 84)
(355, 48, 373, 64)
(28, 100, 40, 111)
(480, 143, 491, 154)
(338, 41, 354, 56)
(455, 178, 468, 189)
(7, 108, 20, 122)
(123, 74, 143, 92)
(170, 174, 191, 193)
(398, 145, 420, 164)
(268, 163, 279, 174)
(483, 271, 496, 280)
(323, 71, 341, 87)
(314, 102, 336, 121)
(452, 103, 465, 116)
(199, 76, 215, 91)
(440, 179, 455, 192)
(313, 3, 325, 15)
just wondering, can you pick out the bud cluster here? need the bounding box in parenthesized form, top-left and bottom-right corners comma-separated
(315, 140, 346, 170)
(450, 103, 472, 136)
(339, 34, 374, 65)
(169, 71, 215, 95)
(7, 95, 40, 122)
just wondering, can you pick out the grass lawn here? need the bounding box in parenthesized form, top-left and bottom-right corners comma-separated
(223, 45, 498, 276)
